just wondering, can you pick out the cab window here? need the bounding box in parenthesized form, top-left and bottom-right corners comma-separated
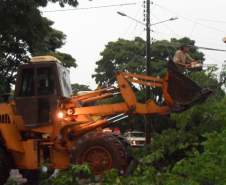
(20, 68, 34, 96)
(37, 67, 54, 96)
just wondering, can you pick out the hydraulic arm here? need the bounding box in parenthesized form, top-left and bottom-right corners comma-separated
(58, 62, 212, 136)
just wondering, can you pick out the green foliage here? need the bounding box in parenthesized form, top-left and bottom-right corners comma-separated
(0, 0, 77, 93)
(93, 37, 146, 86)
(102, 167, 158, 185)
(101, 96, 226, 184)
(189, 67, 224, 99)
(71, 83, 91, 95)
(165, 130, 226, 185)
(45, 0, 78, 7)
(92, 37, 204, 86)
(0, 80, 10, 95)
(4, 179, 18, 185)
(40, 164, 93, 185)
(48, 51, 77, 68)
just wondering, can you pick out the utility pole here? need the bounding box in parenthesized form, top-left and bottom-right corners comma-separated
(146, 0, 151, 90)
(145, 0, 151, 144)
(117, 3, 178, 145)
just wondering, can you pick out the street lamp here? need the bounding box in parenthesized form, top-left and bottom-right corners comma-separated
(117, 11, 178, 28)
(151, 17, 178, 26)
(117, 11, 146, 26)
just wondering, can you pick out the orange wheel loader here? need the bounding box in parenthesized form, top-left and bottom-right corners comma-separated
(0, 56, 211, 185)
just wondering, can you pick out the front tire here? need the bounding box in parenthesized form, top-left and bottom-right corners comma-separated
(72, 132, 129, 175)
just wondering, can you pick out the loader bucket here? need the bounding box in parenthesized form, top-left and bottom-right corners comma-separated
(167, 61, 212, 112)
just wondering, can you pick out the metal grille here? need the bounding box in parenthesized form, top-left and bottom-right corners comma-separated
(0, 114, 11, 124)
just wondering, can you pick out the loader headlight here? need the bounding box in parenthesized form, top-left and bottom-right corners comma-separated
(57, 111, 64, 119)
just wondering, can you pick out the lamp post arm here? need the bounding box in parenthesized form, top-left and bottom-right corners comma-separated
(117, 11, 178, 28)
(151, 17, 178, 26)
(117, 11, 145, 26)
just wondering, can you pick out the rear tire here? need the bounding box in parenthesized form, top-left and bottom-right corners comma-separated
(0, 147, 11, 185)
(72, 132, 129, 175)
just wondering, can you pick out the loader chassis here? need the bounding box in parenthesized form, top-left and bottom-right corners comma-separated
(0, 56, 211, 185)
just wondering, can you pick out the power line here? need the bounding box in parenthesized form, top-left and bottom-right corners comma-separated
(151, 13, 182, 38)
(43, 2, 137, 13)
(153, 3, 226, 34)
(189, 21, 198, 38)
(195, 46, 226, 52)
(197, 18, 226, 24)
(128, 5, 143, 38)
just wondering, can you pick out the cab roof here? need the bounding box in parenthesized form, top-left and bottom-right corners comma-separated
(31, 56, 61, 63)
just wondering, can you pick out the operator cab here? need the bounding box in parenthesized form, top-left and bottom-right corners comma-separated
(15, 56, 72, 127)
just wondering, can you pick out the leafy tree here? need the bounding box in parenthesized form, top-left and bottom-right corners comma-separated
(93, 37, 146, 86)
(48, 51, 77, 68)
(71, 83, 91, 95)
(0, 0, 78, 93)
(92, 37, 207, 133)
(92, 37, 205, 86)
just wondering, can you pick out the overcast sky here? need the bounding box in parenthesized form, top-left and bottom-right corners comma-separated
(42, 0, 226, 89)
